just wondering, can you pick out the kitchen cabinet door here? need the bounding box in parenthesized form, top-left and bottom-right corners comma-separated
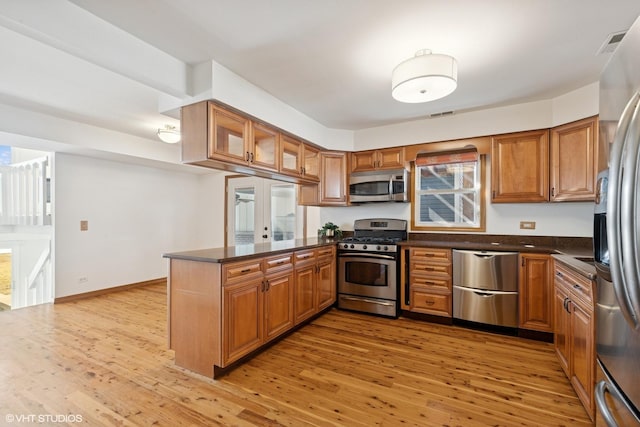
(351, 147, 405, 172)
(209, 105, 251, 165)
(550, 116, 598, 202)
(223, 279, 263, 365)
(280, 135, 303, 178)
(251, 121, 279, 172)
(519, 253, 553, 332)
(294, 265, 316, 324)
(571, 297, 595, 419)
(378, 147, 405, 169)
(263, 271, 294, 342)
(554, 281, 571, 376)
(299, 151, 348, 206)
(491, 129, 549, 202)
(553, 260, 595, 420)
(303, 144, 320, 182)
(316, 255, 336, 311)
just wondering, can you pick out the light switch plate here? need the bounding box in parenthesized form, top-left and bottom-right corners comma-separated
(520, 221, 536, 230)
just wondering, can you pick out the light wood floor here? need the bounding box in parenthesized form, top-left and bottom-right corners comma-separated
(0, 283, 591, 426)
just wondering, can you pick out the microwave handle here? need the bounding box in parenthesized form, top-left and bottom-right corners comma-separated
(389, 175, 393, 200)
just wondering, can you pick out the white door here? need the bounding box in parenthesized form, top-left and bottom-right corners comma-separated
(227, 177, 299, 246)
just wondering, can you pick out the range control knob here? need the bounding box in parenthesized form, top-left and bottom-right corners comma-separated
(376, 245, 382, 250)
(350, 244, 355, 249)
(343, 244, 349, 249)
(383, 246, 389, 251)
(362, 245, 367, 250)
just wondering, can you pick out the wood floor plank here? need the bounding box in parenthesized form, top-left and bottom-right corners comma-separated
(0, 284, 591, 426)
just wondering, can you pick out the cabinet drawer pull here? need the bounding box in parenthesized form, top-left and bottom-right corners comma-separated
(240, 268, 251, 273)
(424, 300, 435, 305)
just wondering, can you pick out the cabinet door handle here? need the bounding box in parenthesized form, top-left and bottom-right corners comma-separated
(261, 280, 266, 292)
(492, 190, 496, 198)
(551, 187, 555, 197)
(265, 279, 270, 291)
(246, 151, 250, 161)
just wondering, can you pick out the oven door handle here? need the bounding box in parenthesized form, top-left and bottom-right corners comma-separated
(340, 296, 396, 307)
(338, 252, 396, 261)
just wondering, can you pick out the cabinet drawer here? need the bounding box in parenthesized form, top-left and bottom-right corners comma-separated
(410, 262, 451, 277)
(410, 275, 451, 289)
(411, 288, 451, 316)
(554, 263, 593, 305)
(223, 259, 263, 283)
(317, 246, 335, 260)
(410, 247, 451, 263)
(264, 253, 293, 273)
(294, 249, 317, 266)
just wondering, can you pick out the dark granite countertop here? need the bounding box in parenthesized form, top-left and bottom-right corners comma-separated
(163, 237, 336, 263)
(400, 233, 592, 255)
(398, 240, 557, 253)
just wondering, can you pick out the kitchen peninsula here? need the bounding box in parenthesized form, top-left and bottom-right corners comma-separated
(163, 238, 336, 378)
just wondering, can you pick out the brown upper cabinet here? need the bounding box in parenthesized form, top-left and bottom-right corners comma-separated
(351, 147, 405, 172)
(491, 129, 550, 203)
(491, 116, 598, 203)
(550, 116, 598, 202)
(279, 134, 320, 182)
(181, 101, 319, 183)
(299, 151, 348, 206)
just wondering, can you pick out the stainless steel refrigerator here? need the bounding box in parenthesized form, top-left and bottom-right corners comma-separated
(595, 15, 640, 426)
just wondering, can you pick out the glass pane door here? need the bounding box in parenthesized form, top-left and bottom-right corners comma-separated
(227, 177, 299, 246)
(271, 184, 296, 241)
(233, 185, 256, 245)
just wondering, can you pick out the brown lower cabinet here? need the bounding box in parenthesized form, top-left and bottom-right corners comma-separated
(402, 247, 453, 317)
(168, 245, 336, 378)
(553, 260, 595, 420)
(294, 246, 336, 324)
(519, 253, 554, 332)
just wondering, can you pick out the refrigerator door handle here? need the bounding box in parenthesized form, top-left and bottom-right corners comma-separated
(608, 91, 640, 329)
(621, 93, 640, 328)
(595, 380, 620, 427)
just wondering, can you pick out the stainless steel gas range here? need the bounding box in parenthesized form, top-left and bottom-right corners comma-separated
(337, 218, 407, 318)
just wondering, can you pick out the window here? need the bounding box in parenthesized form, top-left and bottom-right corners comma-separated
(412, 151, 485, 231)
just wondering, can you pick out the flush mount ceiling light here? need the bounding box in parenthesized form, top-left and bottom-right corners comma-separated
(157, 124, 181, 144)
(392, 49, 458, 103)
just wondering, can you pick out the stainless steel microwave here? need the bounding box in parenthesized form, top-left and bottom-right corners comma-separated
(349, 168, 409, 203)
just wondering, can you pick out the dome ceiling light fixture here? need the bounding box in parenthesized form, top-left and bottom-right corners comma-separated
(157, 124, 181, 144)
(391, 49, 458, 103)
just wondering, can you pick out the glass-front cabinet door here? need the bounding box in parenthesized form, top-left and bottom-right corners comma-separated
(280, 135, 302, 177)
(303, 144, 320, 182)
(208, 105, 249, 165)
(251, 122, 279, 172)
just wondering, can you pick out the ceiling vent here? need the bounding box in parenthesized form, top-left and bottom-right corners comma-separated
(430, 111, 454, 118)
(598, 30, 627, 54)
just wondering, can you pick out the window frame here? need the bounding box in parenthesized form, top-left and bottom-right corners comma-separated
(410, 156, 486, 232)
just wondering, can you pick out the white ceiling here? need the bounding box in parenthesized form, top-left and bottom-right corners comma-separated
(1, 0, 640, 144)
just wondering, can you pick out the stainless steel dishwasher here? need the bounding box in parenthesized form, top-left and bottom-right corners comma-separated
(452, 249, 519, 327)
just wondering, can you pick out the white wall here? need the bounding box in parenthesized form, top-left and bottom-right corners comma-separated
(54, 153, 219, 298)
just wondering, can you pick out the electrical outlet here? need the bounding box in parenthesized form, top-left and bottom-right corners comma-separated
(80, 220, 89, 231)
(78, 277, 88, 284)
(520, 221, 536, 230)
